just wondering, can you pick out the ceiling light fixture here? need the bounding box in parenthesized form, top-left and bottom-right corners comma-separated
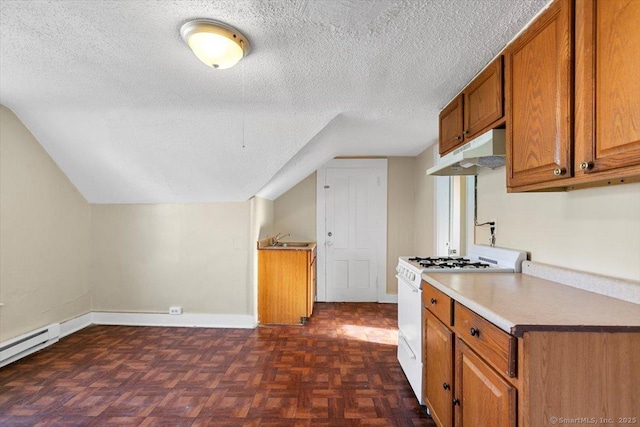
(180, 19, 250, 69)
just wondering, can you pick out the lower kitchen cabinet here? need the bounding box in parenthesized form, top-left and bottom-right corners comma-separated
(455, 338, 516, 427)
(423, 308, 454, 427)
(421, 277, 640, 427)
(258, 247, 316, 324)
(423, 283, 515, 427)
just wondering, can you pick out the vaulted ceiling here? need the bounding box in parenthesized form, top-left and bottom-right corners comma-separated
(0, 0, 549, 203)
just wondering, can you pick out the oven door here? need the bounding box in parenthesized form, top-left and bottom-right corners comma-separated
(397, 273, 423, 403)
(397, 274, 422, 358)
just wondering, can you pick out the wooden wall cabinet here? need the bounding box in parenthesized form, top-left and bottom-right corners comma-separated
(505, 0, 573, 190)
(574, 0, 640, 178)
(439, 95, 464, 156)
(506, 0, 640, 192)
(439, 57, 504, 156)
(258, 247, 316, 324)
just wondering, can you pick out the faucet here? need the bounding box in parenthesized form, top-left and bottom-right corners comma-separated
(272, 232, 291, 246)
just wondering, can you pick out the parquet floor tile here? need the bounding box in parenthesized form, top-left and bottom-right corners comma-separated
(0, 303, 434, 426)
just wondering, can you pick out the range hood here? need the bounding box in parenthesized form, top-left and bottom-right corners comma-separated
(427, 129, 506, 176)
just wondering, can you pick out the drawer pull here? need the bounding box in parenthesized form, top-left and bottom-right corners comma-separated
(470, 327, 480, 337)
(443, 382, 450, 390)
(452, 398, 460, 406)
(430, 298, 437, 304)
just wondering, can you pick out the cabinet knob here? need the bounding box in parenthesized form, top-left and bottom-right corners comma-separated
(455, 135, 462, 141)
(470, 327, 480, 337)
(580, 161, 593, 171)
(430, 298, 437, 304)
(452, 398, 460, 406)
(443, 382, 450, 390)
(553, 168, 566, 176)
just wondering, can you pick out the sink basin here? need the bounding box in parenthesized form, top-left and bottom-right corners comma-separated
(275, 242, 309, 248)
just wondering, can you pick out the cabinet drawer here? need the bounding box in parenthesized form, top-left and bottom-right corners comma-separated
(422, 283, 453, 326)
(453, 302, 516, 377)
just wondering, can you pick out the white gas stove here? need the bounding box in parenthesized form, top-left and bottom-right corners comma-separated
(396, 245, 527, 404)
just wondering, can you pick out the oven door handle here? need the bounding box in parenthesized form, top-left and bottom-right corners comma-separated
(396, 275, 419, 293)
(398, 333, 417, 360)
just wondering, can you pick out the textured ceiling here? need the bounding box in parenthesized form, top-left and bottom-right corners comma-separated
(0, 0, 549, 203)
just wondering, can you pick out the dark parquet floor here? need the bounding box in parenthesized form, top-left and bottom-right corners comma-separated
(0, 303, 434, 426)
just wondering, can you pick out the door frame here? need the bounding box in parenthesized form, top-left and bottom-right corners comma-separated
(316, 159, 388, 302)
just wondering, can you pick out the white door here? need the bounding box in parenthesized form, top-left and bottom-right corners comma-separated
(317, 159, 387, 302)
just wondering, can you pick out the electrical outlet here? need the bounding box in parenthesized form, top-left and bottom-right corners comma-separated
(169, 306, 182, 315)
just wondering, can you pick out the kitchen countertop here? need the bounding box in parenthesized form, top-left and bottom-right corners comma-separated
(422, 272, 640, 337)
(257, 238, 316, 251)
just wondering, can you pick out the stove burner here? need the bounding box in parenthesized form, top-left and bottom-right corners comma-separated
(413, 257, 491, 269)
(408, 256, 467, 262)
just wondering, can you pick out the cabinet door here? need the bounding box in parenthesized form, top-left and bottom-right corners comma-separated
(463, 56, 504, 141)
(454, 339, 516, 427)
(574, 0, 640, 176)
(258, 250, 308, 324)
(424, 309, 454, 427)
(307, 252, 316, 317)
(505, 0, 573, 189)
(439, 94, 464, 155)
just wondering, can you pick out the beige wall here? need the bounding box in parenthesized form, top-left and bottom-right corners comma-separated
(0, 106, 91, 342)
(91, 202, 252, 315)
(273, 172, 317, 241)
(476, 167, 640, 281)
(414, 145, 438, 255)
(386, 157, 417, 293)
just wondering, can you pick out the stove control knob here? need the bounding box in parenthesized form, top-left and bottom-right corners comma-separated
(410, 273, 415, 280)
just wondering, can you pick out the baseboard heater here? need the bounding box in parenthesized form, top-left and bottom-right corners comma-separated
(0, 323, 60, 368)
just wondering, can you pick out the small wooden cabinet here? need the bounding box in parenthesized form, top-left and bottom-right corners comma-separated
(258, 246, 316, 324)
(439, 57, 504, 156)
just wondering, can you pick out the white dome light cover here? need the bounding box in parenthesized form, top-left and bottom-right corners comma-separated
(180, 19, 250, 69)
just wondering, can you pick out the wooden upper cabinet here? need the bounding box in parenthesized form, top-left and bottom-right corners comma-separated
(505, 0, 573, 190)
(439, 94, 464, 155)
(574, 0, 640, 176)
(439, 57, 505, 156)
(464, 56, 504, 140)
(454, 339, 516, 427)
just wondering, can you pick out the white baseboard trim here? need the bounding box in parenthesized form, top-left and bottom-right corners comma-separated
(378, 294, 398, 304)
(60, 312, 93, 338)
(92, 312, 257, 329)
